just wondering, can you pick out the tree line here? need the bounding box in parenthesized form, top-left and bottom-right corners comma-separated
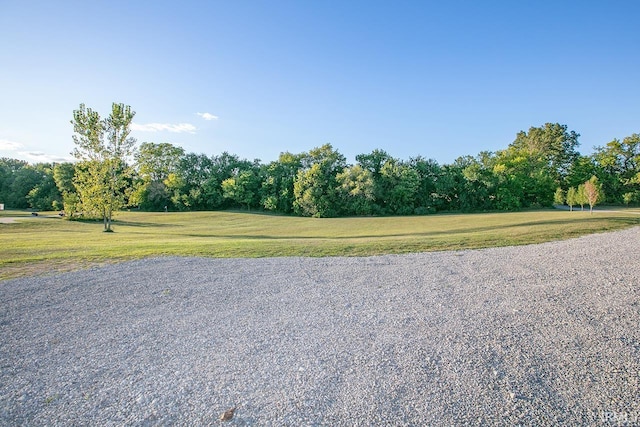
(1, 103, 638, 224)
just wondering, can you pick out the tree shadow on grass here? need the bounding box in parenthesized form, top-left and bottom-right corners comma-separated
(179, 216, 640, 240)
(110, 220, 180, 228)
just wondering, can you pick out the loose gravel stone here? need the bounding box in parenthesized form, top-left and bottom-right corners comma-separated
(1, 226, 639, 425)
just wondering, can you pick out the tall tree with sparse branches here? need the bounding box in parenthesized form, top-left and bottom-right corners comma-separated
(584, 175, 603, 214)
(576, 183, 587, 211)
(566, 187, 577, 211)
(71, 103, 136, 231)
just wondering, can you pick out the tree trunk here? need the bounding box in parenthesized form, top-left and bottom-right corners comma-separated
(103, 206, 113, 232)
(106, 206, 112, 232)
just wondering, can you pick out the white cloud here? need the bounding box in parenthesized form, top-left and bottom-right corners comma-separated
(19, 151, 73, 163)
(0, 139, 24, 151)
(0, 139, 72, 163)
(131, 122, 197, 134)
(197, 112, 219, 121)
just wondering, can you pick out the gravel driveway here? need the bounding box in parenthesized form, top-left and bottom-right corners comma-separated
(2, 227, 639, 426)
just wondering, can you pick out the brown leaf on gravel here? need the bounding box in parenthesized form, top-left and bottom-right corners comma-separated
(219, 406, 236, 421)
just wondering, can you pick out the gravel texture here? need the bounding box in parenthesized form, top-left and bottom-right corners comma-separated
(1, 227, 640, 426)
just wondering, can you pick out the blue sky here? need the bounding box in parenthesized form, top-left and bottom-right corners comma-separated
(1, 1, 638, 165)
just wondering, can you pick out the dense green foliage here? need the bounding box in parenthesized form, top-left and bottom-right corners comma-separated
(1, 120, 639, 217)
(0, 159, 61, 210)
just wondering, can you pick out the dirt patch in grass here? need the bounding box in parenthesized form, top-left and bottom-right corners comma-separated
(0, 259, 116, 281)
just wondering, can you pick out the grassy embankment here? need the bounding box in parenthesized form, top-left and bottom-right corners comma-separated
(1, 208, 639, 280)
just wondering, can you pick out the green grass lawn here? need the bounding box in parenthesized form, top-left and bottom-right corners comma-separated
(1, 208, 639, 280)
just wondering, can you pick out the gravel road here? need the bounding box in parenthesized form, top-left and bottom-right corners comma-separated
(2, 227, 639, 426)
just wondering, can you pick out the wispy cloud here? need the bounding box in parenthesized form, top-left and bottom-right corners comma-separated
(131, 123, 197, 134)
(19, 151, 73, 163)
(0, 139, 24, 151)
(1, 139, 72, 163)
(197, 112, 219, 121)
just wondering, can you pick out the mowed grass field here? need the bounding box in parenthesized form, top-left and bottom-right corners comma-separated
(1, 208, 639, 280)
